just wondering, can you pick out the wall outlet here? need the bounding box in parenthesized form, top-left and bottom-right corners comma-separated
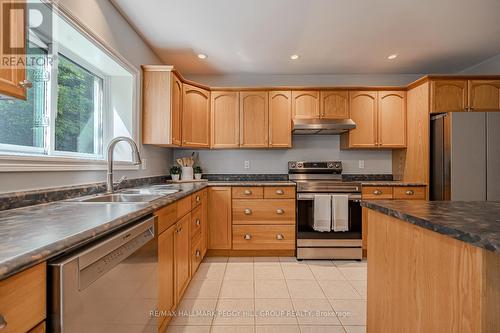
(141, 158, 147, 170)
(244, 160, 250, 169)
(358, 160, 365, 169)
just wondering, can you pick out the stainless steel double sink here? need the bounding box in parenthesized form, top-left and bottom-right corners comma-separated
(73, 185, 180, 203)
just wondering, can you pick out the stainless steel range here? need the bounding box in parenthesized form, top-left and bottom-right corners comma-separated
(289, 161, 363, 260)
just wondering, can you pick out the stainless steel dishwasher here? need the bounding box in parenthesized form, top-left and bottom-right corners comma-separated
(49, 215, 158, 333)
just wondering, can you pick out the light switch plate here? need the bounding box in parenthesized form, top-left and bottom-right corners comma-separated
(141, 159, 147, 170)
(244, 160, 250, 169)
(358, 160, 365, 169)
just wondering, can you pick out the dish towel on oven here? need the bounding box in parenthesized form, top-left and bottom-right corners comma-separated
(313, 194, 332, 232)
(332, 195, 349, 232)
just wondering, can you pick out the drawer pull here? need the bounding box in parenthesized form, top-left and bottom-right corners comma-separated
(405, 190, 414, 195)
(0, 314, 6, 330)
(244, 234, 252, 240)
(276, 189, 284, 195)
(244, 190, 252, 195)
(276, 234, 284, 240)
(195, 250, 201, 258)
(176, 227, 183, 234)
(276, 209, 285, 215)
(244, 208, 252, 215)
(196, 195, 201, 202)
(373, 190, 382, 195)
(195, 219, 200, 226)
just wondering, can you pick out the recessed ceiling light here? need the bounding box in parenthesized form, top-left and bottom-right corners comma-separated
(387, 54, 398, 60)
(290, 54, 300, 60)
(197, 53, 207, 59)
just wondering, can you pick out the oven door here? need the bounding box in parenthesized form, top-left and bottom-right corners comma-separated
(296, 193, 362, 239)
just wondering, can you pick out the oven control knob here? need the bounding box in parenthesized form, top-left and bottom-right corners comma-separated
(297, 162, 303, 168)
(327, 162, 334, 168)
(335, 162, 341, 168)
(290, 162, 296, 168)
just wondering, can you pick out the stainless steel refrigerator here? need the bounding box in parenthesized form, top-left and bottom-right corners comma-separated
(430, 112, 500, 201)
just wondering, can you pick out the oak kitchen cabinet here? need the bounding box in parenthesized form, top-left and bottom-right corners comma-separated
(341, 91, 406, 149)
(240, 91, 269, 147)
(158, 223, 176, 330)
(182, 83, 210, 147)
(142, 66, 182, 146)
(208, 187, 232, 249)
(292, 90, 320, 119)
(0, 0, 29, 100)
(210, 91, 240, 148)
(430, 79, 500, 113)
(320, 90, 349, 119)
(269, 91, 292, 148)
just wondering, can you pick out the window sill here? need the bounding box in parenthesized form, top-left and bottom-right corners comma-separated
(0, 154, 140, 172)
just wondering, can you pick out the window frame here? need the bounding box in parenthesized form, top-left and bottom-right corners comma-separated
(0, 1, 141, 172)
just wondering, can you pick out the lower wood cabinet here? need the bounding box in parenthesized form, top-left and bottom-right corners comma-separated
(175, 212, 191, 301)
(233, 225, 295, 250)
(208, 187, 232, 249)
(232, 199, 295, 224)
(158, 224, 176, 329)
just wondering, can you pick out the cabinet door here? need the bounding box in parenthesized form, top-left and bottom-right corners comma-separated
(208, 187, 232, 249)
(182, 84, 210, 147)
(292, 91, 320, 119)
(430, 80, 467, 113)
(320, 91, 349, 119)
(0, 0, 27, 100)
(269, 91, 292, 148)
(201, 189, 208, 257)
(175, 213, 191, 300)
(347, 91, 378, 148)
(468, 80, 500, 112)
(240, 91, 269, 147)
(158, 224, 176, 327)
(378, 91, 406, 148)
(211, 91, 239, 148)
(171, 74, 183, 145)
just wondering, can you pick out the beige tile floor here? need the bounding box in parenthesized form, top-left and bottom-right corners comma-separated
(167, 257, 367, 333)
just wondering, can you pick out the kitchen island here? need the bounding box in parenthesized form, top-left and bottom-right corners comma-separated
(361, 200, 499, 333)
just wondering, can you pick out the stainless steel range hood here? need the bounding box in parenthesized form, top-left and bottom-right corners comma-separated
(292, 118, 356, 135)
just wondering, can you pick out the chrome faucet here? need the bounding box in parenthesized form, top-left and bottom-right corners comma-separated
(106, 137, 142, 193)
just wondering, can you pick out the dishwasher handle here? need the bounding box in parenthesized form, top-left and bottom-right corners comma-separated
(78, 216, 156, 290)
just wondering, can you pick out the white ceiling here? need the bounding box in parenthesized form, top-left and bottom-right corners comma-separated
(112, 0, 500, 75)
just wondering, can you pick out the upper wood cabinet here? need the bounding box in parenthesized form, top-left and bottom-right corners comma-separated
(208, 187, 232, 250)
(344, 91, 378, 148)
(142, 66, 182, 146)
(240, 91, 269, 147)
(182, 84, 210, 147)
(320, 91, 349, 119)
(430, 80, 468, 113)
(292, 91, 320, 119)
(378, 91, 406, 148)
(469, 80, 500, 111)
(269, 91, 292, 148)
(0, 0, 28, 100)
(211, 91, 239, 148)
(341, 91, 406, 149)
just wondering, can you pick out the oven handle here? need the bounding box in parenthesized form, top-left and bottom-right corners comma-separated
(297, 193, 362, 200)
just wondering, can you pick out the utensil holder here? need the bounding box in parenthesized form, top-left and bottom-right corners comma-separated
(181, 167, 194, 181)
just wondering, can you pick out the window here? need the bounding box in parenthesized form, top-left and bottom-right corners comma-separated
(0, 1, 136, 165)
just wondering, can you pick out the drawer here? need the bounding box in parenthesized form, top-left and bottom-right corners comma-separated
(264, 186, 295, 199)
(192, 191, 203, 208)
(177, 195, 192, 219)
(0, 263, 46, 333)
(28, 321, 46, 333)
(232, 187, 263, 199)
(232, 225, 295, 250)
(191, 236, 203, 273)
(362, 186, 394, 200)
(156, 203, 177, 234)
(190, 204, 203, 239)
(393, 186, 426, 200)
(232, 199, 295, 224)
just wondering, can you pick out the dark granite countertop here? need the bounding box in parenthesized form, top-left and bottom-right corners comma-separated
(361, 200, 500, 253)
(206, 181, 296, 186)
(360, 181, 427, 187)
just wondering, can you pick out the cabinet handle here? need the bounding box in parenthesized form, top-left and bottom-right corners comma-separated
(405, 190, 414, 195)
(195, 250, 201, 258)
(18, 79, 32, 88)
(276, 209, 284, 215)
(176, 227, 183, 233)
(276, 234, 284, 240)
(373, 190, 382, 195)
(196, 219, 200, 226)
(244, 234, 252, 240)
(0, 314, 6, 330)
(196, 195, 200, 202)
(275, 189, 284, 195)
(469, 106, 474, 111)
(244, 208, 252, 215)
(244, 190, 252, 195)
